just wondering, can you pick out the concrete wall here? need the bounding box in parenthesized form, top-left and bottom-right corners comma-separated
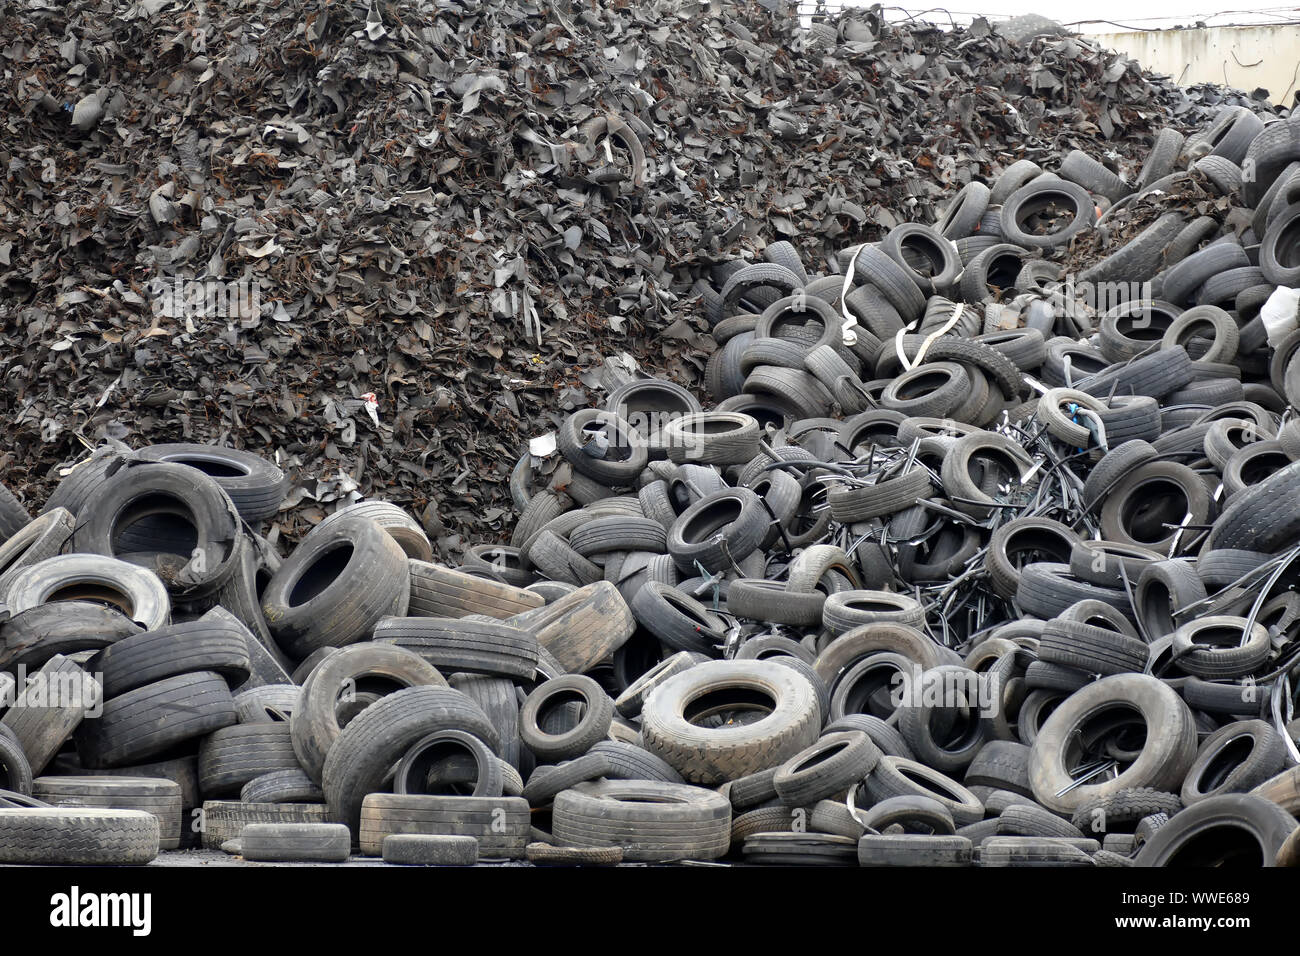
(1084, 25, 1300, 105)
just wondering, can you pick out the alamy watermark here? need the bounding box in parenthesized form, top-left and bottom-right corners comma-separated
(148, 277, 262, 322)
(889, 665, 997, 718)
(1, 665, 102, 717)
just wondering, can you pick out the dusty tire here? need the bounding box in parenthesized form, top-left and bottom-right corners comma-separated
(4, 554, 171, 631)
(261, 518, 410, 658)
(508, 581, 634, 674)
(3, 655, 102, 774)
(1029, 674, 1196, 815)
(857, 833, 972, 867)
(240, 768, 324, 805)
(240, 822, 351, 862)
(74, 671, 237, 770)
(197, 724, 301, 797)
(519, 675, 615, 763)
(1135, 793, 1298, 867)
(639, 660, 821, 785)
(136, 443, 287, 523)
(384, 833, 479, 866)
(321, 686, 499, 834)
(375, 618, 537, 682)
(552, 779, 730, 862)
(198, 800, 329, 849)
(0, 807, 159, 864)
(0, 508, 75, 597)
(32, 775, 183, 850)
(357, 793, 528, 858)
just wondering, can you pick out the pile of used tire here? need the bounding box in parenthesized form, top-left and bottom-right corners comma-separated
(7, 107, 1300, 868)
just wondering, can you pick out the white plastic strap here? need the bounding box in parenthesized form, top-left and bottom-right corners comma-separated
(838, 243, 871, 348)
(898, 303, 965, 372)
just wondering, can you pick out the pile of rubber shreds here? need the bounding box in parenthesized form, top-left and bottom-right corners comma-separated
(0, 0, 1269, 555)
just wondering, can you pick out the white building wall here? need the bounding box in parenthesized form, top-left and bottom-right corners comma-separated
(1079, 25, 1299, 104)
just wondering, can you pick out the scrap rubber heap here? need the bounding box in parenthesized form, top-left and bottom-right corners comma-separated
(0, 0, 1261, 550)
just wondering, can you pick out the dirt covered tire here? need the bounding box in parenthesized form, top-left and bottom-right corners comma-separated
(857, 833, 972, 867)
(1069, 788, 1183, 834)
(358, 793, 529, 858)
(0, 508, 75, 596)
(552, 779, 731, 862)
(240, 822, 351, 862)
(199, 800, 329, 849)
(373, 616, 536, 680)
(234, 684, 299, 724)
(773, 731, 881, 806)
(639, 660, 821, 785)
(1029, 674, 1196, 815)
(742, 831, 858, 865)
(964, 741, 1033, 796)
(4, 554, 171, 631)
(261, 517, 410, 658)
(197, 724, 301, 797)
(508, 581, 634, 674)
(384, 833, 479, 865)
(89, 617, 251, 699)
(519, 675, 615, 763)
(136, 443, 287, 523)
(408, 561, 543, 620)
(31, 775, 182, 850)
(859, 794, 956, 835)
(322, 686, 499, 834)
(1, 655, 103, 775)
(979, 836, 1096, 867)
(291, 642, 446, 783)
(0, 807, 159, 865)
(74, 671, 237, 770)
(996, 803, 1085, 840)
(1135, 794, 1299, 867)
(241, 769, 324, 805)
(1180, 720, 1286, 805)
